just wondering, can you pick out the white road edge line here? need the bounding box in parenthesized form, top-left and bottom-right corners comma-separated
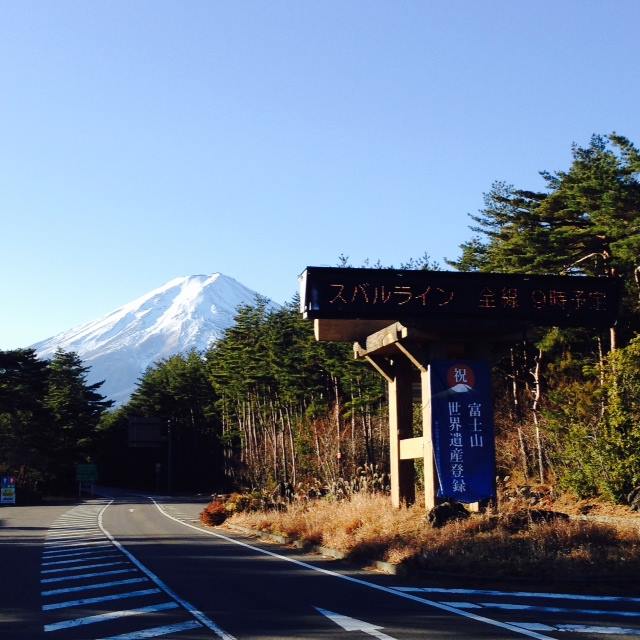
(148, 497, 555, 640)
(98, 500, 235, 640)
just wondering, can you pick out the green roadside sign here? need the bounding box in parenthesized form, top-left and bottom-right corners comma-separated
(76, 464, 98, 482)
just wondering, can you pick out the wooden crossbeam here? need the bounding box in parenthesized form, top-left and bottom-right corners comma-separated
(399, 436, 424, 460)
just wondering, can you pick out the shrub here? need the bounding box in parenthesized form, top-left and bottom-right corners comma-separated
(200, 500, 228, 526)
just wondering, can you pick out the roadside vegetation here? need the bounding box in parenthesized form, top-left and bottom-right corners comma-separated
(200, 489, 640, 582)
(3, 132, 640, 538)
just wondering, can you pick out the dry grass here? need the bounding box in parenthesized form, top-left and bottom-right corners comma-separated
(226, 493, 640, 580)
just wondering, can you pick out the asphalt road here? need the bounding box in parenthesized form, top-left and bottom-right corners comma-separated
(2, 493, 640, 639)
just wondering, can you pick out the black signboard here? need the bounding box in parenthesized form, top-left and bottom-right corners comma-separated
(300, 267, 619, 330)
(128, 417, 166, 448)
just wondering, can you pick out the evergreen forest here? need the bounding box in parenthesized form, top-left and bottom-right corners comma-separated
(3, 133, 640, 506)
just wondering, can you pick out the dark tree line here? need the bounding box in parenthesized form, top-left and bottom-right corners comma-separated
(0, 349, 112, 498)
(99, 298, 389, 492)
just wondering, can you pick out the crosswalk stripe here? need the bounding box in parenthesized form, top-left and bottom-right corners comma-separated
(512, 622, 640, 636)
(43, 540, 109, 551)
(42, 577, 149, 596)
(42, 561, 127, 574)
(95, 619, 203, 639)
(556, 624, 640, 635)
(44, 536, 104, 546)
(43, 601, 179, 632)
(43, 553, 120, 566)
(396, 586, 640, 604)
(439, 601, 482, 609)
(43, 544, 113, 557)
(46, 530, 102, 537)
(480, 602, 640, 618)
(42, 588, 161, 610)
(41, 568, 137, 584)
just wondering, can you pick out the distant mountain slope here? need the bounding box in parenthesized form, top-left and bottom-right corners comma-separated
(34, 273, 274, 405)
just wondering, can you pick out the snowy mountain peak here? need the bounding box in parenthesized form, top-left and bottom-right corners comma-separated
(34, 273, 275, 405)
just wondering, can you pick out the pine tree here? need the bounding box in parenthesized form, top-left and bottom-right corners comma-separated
(44, 350, 112, 486)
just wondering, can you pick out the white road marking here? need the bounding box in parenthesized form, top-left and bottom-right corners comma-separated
(513, 622, 640, 636)
(395, 586, 640, 604)
(556, 624, 640, 635)
(43, 541, 110, 552)
(44, 538, 108, 548)
(438, 601, 482, 609)
(54, 519, 99, 524)
(41, 568, 137, 583)
(42, 577, 149, 596)
(42, 560, 127, 574)
(43, 544, 113, 556)
(480, 602, 640, 618)
(316, 607, 397, 639)
(43, 553, 120, 566)
(46, 532, 101, 540)
(95, 619, 203, 639)
(42, 588, 161, 610)
(149, 498, 555, 640)
(44, 535, 104, 545)
(47, 527, 99, 532)
(512, 623, 557, 631)
(98, 501, 236, 640)
(43, 601, 179, 631)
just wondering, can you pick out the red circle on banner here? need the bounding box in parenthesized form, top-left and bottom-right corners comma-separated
(446, 364, 476, 390)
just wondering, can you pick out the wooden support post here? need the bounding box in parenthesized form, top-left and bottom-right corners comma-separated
(421, 367, 438, 511)
(388, 363, 415, 508)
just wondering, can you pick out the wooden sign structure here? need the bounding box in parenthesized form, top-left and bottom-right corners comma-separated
(300, 267, 620, 510)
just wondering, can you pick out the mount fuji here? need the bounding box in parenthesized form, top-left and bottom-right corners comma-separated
(34, 273, 276, 405)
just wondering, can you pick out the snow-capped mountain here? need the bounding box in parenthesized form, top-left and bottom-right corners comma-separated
(34, 273, 274, 405)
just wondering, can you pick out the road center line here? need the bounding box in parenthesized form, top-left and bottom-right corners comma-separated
(149, 497, 555, 640)
(98, 500, 236, 640)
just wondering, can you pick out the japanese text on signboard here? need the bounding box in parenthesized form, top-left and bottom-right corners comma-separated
(300, 267, 619, 329)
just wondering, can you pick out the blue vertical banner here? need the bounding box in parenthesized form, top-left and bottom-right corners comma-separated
(430, 360, 496, 503)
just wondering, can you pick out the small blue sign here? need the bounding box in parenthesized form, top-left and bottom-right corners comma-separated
(431, 360, 496, 503)
(1, 475, 16, 505)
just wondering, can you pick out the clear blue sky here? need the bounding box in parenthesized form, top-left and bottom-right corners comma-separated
(2, 1, 640, 349)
